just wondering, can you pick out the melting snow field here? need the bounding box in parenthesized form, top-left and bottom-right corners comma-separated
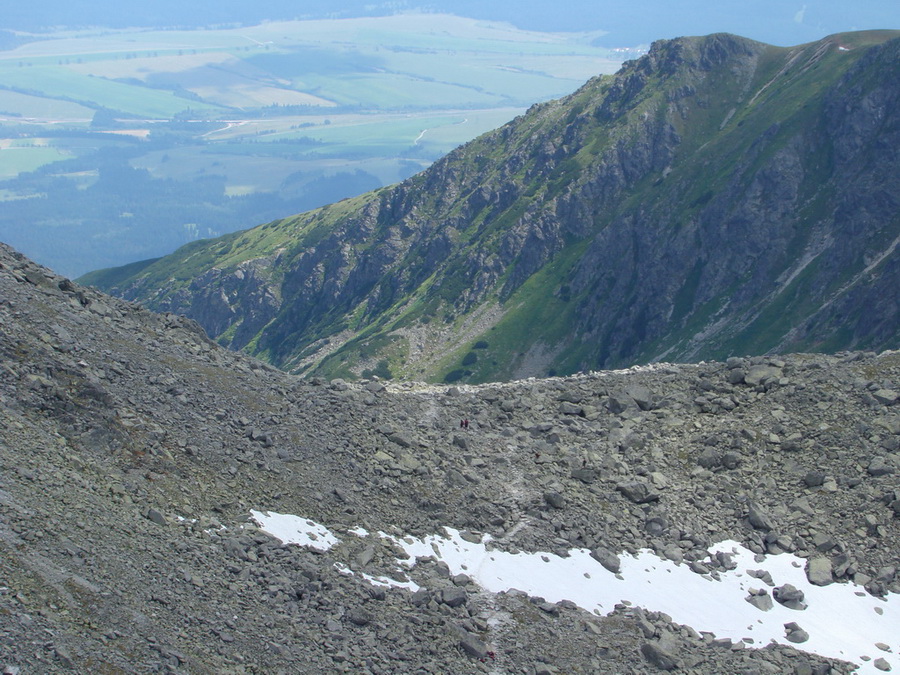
(250, 511, 899, 673)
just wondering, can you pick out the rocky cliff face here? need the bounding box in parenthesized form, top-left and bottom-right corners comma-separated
(5, 243, 900, 673)
(81, 31, 900, 383)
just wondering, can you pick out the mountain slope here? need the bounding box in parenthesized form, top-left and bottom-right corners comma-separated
(5, 243, 900, 674)
(81, 30, 900, 383)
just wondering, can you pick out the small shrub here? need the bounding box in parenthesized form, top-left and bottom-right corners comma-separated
(444, 368, 471, 383)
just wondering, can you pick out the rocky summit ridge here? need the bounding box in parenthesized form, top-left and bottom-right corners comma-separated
(3, 241, 900, 674)
(81, 30, 900, 384)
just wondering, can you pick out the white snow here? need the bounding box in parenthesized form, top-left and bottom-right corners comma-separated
(335, 562, 421, 592)
(249, 510, 340, 551)
(250, 512, 899, 673)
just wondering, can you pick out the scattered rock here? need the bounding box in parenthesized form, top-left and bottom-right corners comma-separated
(590, 547, 621, 574)
(745, 588, 773, 611)
(773, 584, 807, 610)
(616, 482, 660, 504)
(640, 641, 678, 671)
(784, 622, 810, 644)
(806, 558, 834, 586)
(459, 633, 488, 660)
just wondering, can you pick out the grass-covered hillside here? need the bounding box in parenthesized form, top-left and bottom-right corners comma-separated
(82, 31, 900, 383)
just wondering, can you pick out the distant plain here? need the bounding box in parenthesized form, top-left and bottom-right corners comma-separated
(0, 14, 633, 276)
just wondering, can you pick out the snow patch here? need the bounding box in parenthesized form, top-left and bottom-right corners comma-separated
(250, 513, 899, 673)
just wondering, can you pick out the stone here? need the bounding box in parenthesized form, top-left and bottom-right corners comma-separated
(640, 641, 678, 671)
(747, 502, 775, 531)
(146, 508, 166, 526)
(875, 566, 897, 583)
(784, 622, 809, 643)
(773, 584, 806, 610)
(868, 457, 894, 477)
(745, 365, 782, 387)
(440, 587, 468, 608)
(745, 589, 773, 611)
(625, 384, 654, 411)
(806, 558, 833, 586)
(347, 609, 372, 626)
(697, 448, 721, 469)
(459, 633, 488, 660)
(617, 482, 660, 504)
(874, 658, 892, 671)
(607, 391, 636, 414)
(803, 471, 826, 488)
(544, 492, 566, 509)
(571, 468, 596, 484)
(590, 547, 621, 574)
(559, 401, 584, 416)
(355, 545, 375, 568)
(873, 390, 899, 406)
(721, 451, 742, 469)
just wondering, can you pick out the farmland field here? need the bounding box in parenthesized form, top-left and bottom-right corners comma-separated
(0, 14, 635, 276)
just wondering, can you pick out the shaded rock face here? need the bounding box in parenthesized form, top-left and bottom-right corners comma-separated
(4, 244, 900, 674)
(88, 32, 900, 382)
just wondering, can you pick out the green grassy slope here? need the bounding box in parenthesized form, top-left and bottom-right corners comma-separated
(83, 31, 900, 382)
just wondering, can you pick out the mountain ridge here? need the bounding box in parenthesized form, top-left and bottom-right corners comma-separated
(81, 30, 900, 383)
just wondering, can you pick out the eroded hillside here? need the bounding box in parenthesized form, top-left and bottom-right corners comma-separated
(6, 243, 900, 672)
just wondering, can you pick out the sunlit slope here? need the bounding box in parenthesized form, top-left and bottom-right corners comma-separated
(82, 31, 900, 382)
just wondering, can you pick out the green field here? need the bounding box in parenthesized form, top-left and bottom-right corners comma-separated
(0, 141, 72, 177)
(0, 14, 632, 276)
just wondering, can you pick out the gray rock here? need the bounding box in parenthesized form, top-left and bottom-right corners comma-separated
(874, 657, 892, 671)
(873, 389, 899, 406)
(355, 545, 375, 568)
(745, 365, 782, 387)
(410, 589, 431, 607)
(640, 641, 678, 671)
(875, 566, 897, 583)
(625, 384, 654, 411)
(607, 391, 636, 414)
(590, 547, 621, 574)
(440, 587, 468, 608)
(617, 482, 660, 504)
(146, 508, 166, 526)
(459, 632, 488, 659)
(571, 468, 596, 483)
(803, 471, 826, 488)
(697, 448, 721, 469)
(544, 492, 566, 509)
(784, 622, 809, 643)
(721, 451, 742, 469)
(388, 432, 414, 448)
(559, 401, 584, 416)
(868, 457, 894, 477)
(644, 515, 667, 536)
(747, 502, 775, 531)
(745, 589, 773, 611)
(347, 609, 372, 626)
(806, 557, 833, 586)
(773, 584, 807, 610)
